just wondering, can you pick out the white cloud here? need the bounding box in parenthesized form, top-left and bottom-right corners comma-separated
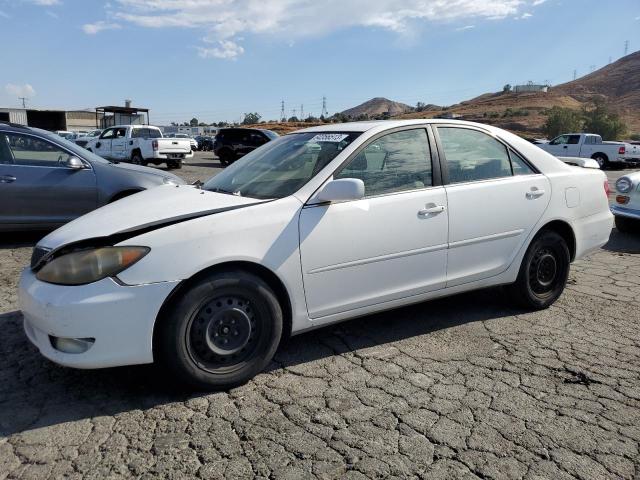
(532, 0, 547, 5)
(197, 40, 245, 60)
(82, 20, 121, 34)
(102, 0, 547, 59)
(456, 25, 475, 31)
(519, 12, 533, 19)
(46, 10, 59, 18)
(5, 83, 36, 98)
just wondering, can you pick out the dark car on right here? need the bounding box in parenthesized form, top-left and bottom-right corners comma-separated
(213, 128, 278, 165)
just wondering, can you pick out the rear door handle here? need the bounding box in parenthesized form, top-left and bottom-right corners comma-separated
(526, 188, 545, 199)
(0, 175, 16, 183)
(418, 204, 446, 216)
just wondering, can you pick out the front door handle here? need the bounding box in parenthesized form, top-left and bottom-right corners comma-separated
(0, 175, 16, 183)
(526, 188, 545, 199)
(418, 204, 446, 216)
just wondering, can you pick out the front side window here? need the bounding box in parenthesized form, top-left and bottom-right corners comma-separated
(100, 128, 116, 140)
(437, 127, 514, 183)
(3, 133, 72, 167)
(549, 135, 568, 146)
(335, 129, 432, 197)
(567, 135, 581, 144)
(204, 132, 360, 199)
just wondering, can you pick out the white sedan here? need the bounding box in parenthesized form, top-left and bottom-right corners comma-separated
(19, 120, 613, 389)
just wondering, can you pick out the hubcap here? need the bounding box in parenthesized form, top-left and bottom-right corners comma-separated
(188, 295, 258, 370)
(529, 247, 559, 295)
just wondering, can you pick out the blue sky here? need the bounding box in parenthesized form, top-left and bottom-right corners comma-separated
(1, 0, 639, 125)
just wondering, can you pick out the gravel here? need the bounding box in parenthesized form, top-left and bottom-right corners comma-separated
(1, 154, 639, 479)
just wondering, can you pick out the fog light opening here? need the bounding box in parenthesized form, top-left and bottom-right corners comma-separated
(49, 336, 95, 354)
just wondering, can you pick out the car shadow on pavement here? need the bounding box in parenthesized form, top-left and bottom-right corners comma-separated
(602, 228, 640, 254)
(0, 287, 519, 438)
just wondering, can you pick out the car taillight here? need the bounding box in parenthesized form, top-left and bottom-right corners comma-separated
(604, 180, 611, 197)
(618, 146, 625, 155)
(152, 139, 158, 151)
(616, 195, 630, 204)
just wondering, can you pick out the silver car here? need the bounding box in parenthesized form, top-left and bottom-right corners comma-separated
(0, 123, 184, 231)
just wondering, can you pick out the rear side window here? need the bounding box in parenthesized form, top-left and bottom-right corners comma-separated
(437, 127, 533, 183)
(336, 128, 432, 197)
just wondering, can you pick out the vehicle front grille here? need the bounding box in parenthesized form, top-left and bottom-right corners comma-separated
(30, 247, 51, 270)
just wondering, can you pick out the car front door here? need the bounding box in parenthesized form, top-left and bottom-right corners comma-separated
(299, 128, 448, 319)
(93, 128, 116, 159)
(544, 135, 569, 157)
(111, 127, 129, 160)
(563, 134, 582, 157)
(0, 132, 97, 226)
(434, 126, 550, 287)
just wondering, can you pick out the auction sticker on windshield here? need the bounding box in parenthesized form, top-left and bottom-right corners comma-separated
(309, 134, 349, 143)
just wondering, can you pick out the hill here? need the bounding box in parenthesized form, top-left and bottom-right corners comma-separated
(396, 50, 640, 136)
(340, 97, 412, 118)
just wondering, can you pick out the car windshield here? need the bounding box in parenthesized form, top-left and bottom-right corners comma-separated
(203, 131, 361, 199)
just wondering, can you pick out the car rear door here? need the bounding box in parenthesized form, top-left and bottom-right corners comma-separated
(299, 127, 448, 319)
(434, 125, 550, 287)
(0, 131, 97, 226)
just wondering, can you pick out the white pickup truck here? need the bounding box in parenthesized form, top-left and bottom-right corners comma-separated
(86, 125, 193, 169)
(538, 133, 640, 169)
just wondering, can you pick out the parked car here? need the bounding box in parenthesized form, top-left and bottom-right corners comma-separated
(85, 125, 193, 169)
(611, 171, 640, 232)
(213, 128, 278, 165)
(54, 130, 74, 139)
(74, 129, 103, 148)
(538, 133, 640, 169)
(20, 120, 612, 389)
(195, 135, 214, 151)
(0, 122, 184, 231)
(171, 133, 198, 152)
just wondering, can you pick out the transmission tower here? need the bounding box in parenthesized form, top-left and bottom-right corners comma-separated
(624, 40, 629, 56)
(280, 100, 285, 122)
(300, 104, 304, 119)
(321, 96, 328, 117)
(573, 69, 577, 80)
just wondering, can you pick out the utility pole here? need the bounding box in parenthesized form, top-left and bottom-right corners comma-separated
(624, 40, 629, 56)
(573, 69, 577, 80)
(18, 97, 27, 108)
(300, 104, 304, 120)
(321, 96, 328, 117)
(280, 100, 286, 122)
(291, 108, 297, 119)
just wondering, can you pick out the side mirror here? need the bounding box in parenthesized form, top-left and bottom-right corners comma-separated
(66, 157, 85, 170)
(316, 178, 365, 203)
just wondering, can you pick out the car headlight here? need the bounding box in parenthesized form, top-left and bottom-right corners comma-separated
(616, 177, 633, 194)
(36, 246, 149, 285)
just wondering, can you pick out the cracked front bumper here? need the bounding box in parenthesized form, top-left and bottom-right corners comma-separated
(18, 268, 179, 369)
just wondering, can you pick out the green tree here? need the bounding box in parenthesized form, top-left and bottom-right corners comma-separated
(582, 99, 627, 140)
(242, 112, 261, 125)
(415, 102, 427, 112)
(543, 107, 584, 138)
(502, 84, 512, 93)
(287, 116, 299, 122)
(190, 117, 199, 126)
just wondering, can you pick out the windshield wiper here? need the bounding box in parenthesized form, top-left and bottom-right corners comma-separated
(209, 187, 241, 196)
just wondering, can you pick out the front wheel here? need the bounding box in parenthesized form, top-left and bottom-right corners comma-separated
(507, 230, 570, 309)
(156, 270, 283, 390)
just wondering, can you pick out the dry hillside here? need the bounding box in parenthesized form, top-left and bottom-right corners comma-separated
(341, 97, 412, 118)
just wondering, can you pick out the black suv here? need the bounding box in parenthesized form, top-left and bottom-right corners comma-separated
(213, 128, 278, 165)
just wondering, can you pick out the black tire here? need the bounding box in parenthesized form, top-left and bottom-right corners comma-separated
(507, 230, 570, 310)
(615, 215, 637, 233)
(156, 270, 283, 390)
(592, 154, 609, 170)
(131, 152, 147, 166)
(167, 160, 182, 170)
(218, 149, 234, 166)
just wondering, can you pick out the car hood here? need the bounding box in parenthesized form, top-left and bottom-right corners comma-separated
(38, 185, 264, 250)
(106, 161, 184, 183)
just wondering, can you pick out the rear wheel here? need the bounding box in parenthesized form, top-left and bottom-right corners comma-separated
(218, 149, 234, 166)
(156, 270, 283, 390)
(507, 230, 570, 309)
(167, 160, 182, 169)
(615, 215, 638, 233)
(593, 154, 609, 170)
(131, 152, 147, 166)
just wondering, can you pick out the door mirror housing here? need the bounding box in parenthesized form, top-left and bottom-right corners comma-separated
(66, 157, 86, 170)
(315, 178, 365, 203)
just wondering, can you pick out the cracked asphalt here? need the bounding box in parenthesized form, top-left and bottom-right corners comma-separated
(1, 155, 639, 479)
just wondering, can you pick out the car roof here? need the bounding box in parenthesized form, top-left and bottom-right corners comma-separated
(294, 119, 498, 133)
